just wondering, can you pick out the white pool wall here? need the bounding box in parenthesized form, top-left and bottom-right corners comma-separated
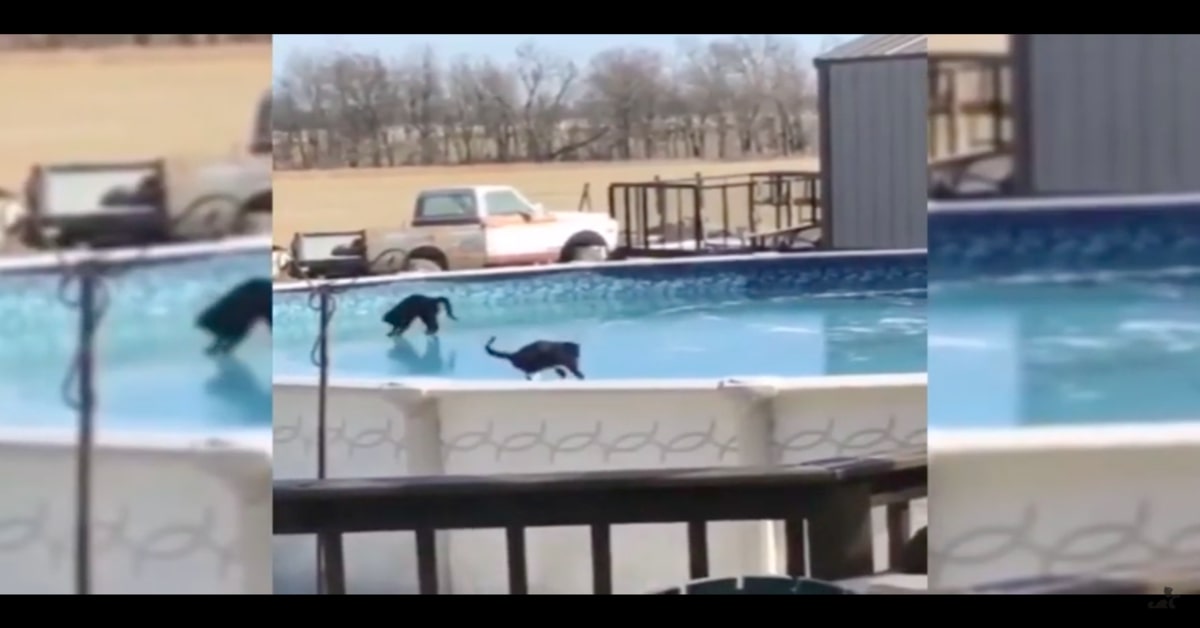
(929, 423, 1200, 588)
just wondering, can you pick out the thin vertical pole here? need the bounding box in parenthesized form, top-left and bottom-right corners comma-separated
(316, 286, 330, 481)
(315, 286, 331, 593)
(75, 267, 97, 595)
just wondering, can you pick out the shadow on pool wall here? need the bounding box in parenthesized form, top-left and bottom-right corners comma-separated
(271, 250, 930, 594)
(0, 238, 272, 594)
(927, 193, 1200, 591)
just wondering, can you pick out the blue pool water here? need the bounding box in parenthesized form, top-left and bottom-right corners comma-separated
(0, 249, 271, 431)
(273, 253, 928, 379)
(931, 272, 1200, 427)
(929, 197, 1200, 428)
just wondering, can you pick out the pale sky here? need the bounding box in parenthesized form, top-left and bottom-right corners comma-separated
(272, 34, 863, 79)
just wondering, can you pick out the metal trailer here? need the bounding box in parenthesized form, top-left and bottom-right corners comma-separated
(23, 160, 171, 248)
(927, 36, 1011, 161)
(606, 171, 823, 258)
(1012, 34, 1200, 196)
(927, 35, 1014, 200)
(815, 35, 928, 250)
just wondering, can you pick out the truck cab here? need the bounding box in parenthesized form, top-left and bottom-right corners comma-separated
(359, 185, 619, 274)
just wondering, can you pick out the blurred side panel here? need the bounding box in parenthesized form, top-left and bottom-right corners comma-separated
(929, 34, 1200, 593)
(0, 35, 273, 594)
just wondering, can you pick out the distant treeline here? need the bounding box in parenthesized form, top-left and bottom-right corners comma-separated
(273, 35, 835, 170)
(0, 35, 271, 50)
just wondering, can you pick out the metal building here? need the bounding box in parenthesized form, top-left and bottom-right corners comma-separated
(815, 34, 928, 250)
(1013, 34, 1200, 195)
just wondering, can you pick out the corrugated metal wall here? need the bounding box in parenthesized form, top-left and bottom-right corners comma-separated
(1021, 34, 1200, 194)
(825, 57, 928, 249)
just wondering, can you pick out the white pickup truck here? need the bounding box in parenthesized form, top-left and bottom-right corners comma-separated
(7, 90, 272, 249)
(288, 185, 620, 277)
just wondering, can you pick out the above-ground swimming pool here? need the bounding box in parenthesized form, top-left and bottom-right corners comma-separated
(930, 196, 1200, 428)
(273, 252, 928, 380)
(0, 241, 272, 431)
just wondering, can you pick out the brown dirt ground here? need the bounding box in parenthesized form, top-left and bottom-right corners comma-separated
(273, 156, 821, 246)
(0, 45, 271, 254)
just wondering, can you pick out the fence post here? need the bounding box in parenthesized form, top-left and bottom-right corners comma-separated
(316, 286, 331, 482)
(653, 175, 665, 234)
(74, 264, 99, 595)
(314, 286, 335, 592)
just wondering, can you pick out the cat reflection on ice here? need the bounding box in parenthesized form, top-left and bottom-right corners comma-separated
(388, 336, 456, 375)
(204, 355, 270, 424)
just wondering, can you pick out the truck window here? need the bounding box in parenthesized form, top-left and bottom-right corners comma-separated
(415, 192, 477, 224)
(484, 190, 533, 217)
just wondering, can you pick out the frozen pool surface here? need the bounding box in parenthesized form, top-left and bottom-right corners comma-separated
(930, 198, 1200, 428)
(0, 247, 271, 431)
(274, 253, 928, 380)
(275, 294, 927, 379)
(932, 272, 1200, 427)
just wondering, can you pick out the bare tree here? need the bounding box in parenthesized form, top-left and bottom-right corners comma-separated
(275, 52, 337, 168)
(270, 35, 820, 169)
(675, 40, 737, 159)
(324, 51, 396, 167)
(392, 47, 446, 165)
(472, 59, 520, 162)
(722, 37, 776, 155)
(762, 38, 815, 155)
(442, 59, 477, 163)
(513, 41, 579, 160)
(583, 47, 667, 160)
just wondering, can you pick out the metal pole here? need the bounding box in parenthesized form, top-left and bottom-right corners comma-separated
(315, 286, 330, 593)
(316, 287, 330, 480)
(75, 266, 97, 595)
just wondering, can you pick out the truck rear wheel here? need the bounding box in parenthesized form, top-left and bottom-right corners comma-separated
(567, 244, 608, 262)
(404, 257, 444, 272)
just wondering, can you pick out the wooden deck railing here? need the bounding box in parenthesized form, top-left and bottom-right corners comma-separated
(274, 447, 927, 594)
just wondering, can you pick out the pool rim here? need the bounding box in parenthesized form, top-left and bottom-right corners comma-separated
(0, 235, 270, 275)
(929, 190, 1200, 214)
(930, 421, 1200, 451)
(271, 247, 929, 293)
(0, 424, 272, 453)
(272, 371, 927, 393)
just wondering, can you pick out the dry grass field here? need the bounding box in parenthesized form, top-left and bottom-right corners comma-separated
(273, 156, 820, 245)
(0, 45, 271, 254)
(0, 45, 270, 196)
